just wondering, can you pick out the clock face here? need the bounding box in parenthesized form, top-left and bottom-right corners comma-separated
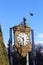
(17, 33, 29, 46)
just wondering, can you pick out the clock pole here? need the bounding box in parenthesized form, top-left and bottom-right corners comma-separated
(23, 17, 30, 65)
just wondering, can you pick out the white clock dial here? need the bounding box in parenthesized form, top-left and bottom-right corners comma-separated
(17, 33, 29, 46)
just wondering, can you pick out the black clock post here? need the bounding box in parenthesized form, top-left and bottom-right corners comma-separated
(23, 17, 30, 65)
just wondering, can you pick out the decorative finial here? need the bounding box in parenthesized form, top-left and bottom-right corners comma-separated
(23, 17, 26, 22)
(23, 17, 26, 27)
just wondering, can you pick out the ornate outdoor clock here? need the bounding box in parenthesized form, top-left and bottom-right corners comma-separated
(13, 18, 32, 57)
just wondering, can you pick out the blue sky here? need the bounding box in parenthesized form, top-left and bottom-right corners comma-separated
(0, 0, 43, 46)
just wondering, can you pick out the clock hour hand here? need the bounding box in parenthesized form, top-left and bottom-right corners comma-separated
(22, 37, 25, 45)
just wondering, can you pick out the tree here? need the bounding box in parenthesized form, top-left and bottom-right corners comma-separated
(0, 25, 10, 65)
(36, 46, 41, 65)
(7, 39, 10, 60)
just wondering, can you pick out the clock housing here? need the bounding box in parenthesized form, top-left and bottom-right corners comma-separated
(13, 25, 32, 57)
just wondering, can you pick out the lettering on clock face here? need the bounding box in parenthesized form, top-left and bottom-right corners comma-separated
(17, 33, 29, 46)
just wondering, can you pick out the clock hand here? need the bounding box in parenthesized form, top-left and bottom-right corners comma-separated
(22, 37, 24, 45)
(22, 38, 24, 41)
